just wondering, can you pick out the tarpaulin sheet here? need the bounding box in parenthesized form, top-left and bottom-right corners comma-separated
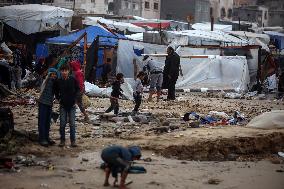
(46, 25, 126, 46)
(85, 80, 134, 100)
(117, 40, 250, 92)
(0, 4, 73, 35)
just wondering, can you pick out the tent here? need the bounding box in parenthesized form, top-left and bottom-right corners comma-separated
(263, 31, 284, 50)
(0, 4, 73, 35)
(83, 17, 145, 33)
(117, 40, 250, 92)
(46, 25, 126, 46)
(165, 30, 250, 46)
(192, 23, 233, 32)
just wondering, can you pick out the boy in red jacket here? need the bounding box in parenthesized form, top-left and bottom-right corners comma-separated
(70, 60, 89, 121)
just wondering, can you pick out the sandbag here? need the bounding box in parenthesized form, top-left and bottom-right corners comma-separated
(247, 110, 284, 129)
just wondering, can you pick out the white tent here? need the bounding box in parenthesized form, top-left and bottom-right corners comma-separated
(192, 23, 233, 32)
(228, 31, 270, 51)
(83, 17, 145, 33)
(166, 30, 250, 46)
(116, 40, 250, 92)
(0, 4, 73, 34)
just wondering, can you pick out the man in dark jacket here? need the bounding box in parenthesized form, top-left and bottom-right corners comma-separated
(163, 46, 181, 100)
(55, 64, 80, 147)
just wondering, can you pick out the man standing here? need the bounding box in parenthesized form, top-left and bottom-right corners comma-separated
(163, 46, 181, 100)
(143, 55, 163, 102)
(11, 45, 23, 90)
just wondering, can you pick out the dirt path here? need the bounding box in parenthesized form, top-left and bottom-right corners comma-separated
(1, 151, 284, 189)
(1, 91, 284, 188)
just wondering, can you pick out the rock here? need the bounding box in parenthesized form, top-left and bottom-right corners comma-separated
(82, 158, 89, 162)
(81, 133, 91, 138)
(162, 121, 170, 126)
(270, 158, 281, 164)
(208, 152, 224, 161)
(143, 157, 152, 162)
(111, 117, 126, 123)
(227, 153, 239, 161)
(188, 121, 200, 128)
(208, 178, 222, 185)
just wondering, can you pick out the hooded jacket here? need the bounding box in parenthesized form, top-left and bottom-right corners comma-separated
(70, 60, 84, 92)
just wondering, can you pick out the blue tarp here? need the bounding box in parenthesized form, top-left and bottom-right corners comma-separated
(46, 25, 126, 46)
(36, 43, 49, 59)
(264, 31, 284, 50)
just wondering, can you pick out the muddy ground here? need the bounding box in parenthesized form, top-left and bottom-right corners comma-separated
(0, 91, 284, 188)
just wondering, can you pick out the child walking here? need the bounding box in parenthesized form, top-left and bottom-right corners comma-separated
(55, 64, 80, 147)
(132, 71, 145, 115)
(105, 73, 124, 115)
(70, 60, 89, 121)
(38, 68, 58, 147)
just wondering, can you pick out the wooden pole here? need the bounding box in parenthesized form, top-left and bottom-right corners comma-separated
(43, 31, 87, 76)
(257, 46, 262, 94)
(211, 16, 214, 31)
(83, 33, 87, 75)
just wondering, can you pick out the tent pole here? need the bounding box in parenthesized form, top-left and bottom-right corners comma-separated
(43, 31, 87, 76)
(92, 35, 100, 84)
(83, 33, 87, 76)
(257, 46, 262, 94)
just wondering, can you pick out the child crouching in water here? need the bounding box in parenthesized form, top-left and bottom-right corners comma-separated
(105, 73, 124, 115)
(132, 71, 145, 115)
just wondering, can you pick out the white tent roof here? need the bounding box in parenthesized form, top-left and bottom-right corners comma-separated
(192, 23, 232, 32)
(83, 17, 145, 33)
(167, 30, 249, 46)
(0, 4, 73, 34)
(228, 31, 270, 44)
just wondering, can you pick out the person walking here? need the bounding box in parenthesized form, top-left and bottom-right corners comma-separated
(105, 73, 124, 115)
(143, 55, 163, 102)
(132, 71, 145, 115)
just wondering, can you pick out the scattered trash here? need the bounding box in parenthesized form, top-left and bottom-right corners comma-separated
(278, 152, 284, 158)
(40, 183, 48, 188)
(183, 111, 245, 126)
(225, 92, 242, 99)
(183, 112, 199, 121)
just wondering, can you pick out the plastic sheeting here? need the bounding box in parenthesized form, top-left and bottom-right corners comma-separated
(192, 23, 232, 32)
(166, 30, 249, 46)
(0, 4, 73, 35)
(117, 40, 250, 92)
(83, 17, 145, 33)
(85, 81, 134, 100)
(46, 25, 126, 46)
